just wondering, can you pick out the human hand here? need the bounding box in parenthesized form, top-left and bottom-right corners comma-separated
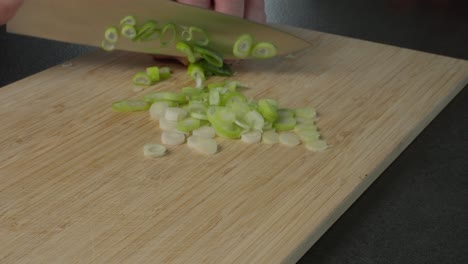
(0, 0, 23, 25)
(176, 0, 266, 23)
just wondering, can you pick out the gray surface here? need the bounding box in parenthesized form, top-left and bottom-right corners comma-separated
(1, 1, 467, 263)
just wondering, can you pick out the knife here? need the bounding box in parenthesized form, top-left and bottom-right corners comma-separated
(7, 0, 310, 60)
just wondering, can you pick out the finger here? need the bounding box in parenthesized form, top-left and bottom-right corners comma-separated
(245, 0, 266, 23)
(214, 0, 245, 18)
(176, 0, 211, 9)
(0, 0, 23, 25)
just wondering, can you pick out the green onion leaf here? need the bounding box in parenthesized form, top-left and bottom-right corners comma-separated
(193, 46, 224, 68)
(197, 59, 233, 77)
(120, 15, 137, 26)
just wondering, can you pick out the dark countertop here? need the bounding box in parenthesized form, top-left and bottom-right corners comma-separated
(1, 1, 467, 263)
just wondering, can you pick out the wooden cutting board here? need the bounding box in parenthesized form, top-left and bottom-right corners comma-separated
(1, 27, 467, 264)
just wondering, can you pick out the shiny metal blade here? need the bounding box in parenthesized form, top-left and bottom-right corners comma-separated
(7, 0, 310, 59)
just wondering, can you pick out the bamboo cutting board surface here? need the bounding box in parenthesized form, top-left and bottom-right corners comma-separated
(1, 27, 467, 264)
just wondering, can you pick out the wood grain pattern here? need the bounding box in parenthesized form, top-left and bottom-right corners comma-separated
(1, 27, 467, 264)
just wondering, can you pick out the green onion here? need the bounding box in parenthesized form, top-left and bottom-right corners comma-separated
(262, 130, 279, 144)
(159, 67, 171, 80)
(143, 92, 187, 104)
(233, 34, 253, 59)
(177, 117, 201, 132)
(258, 99, 279, 123)
(241, 131, 262, 144)
(146, 66, 160, 83)
(149, 101, 170, 120)
(192, 126, 216, 138)
(187, 63, 206, 89)
(188, 26, 209, 46)
(278, 108, 295, 119)
(165, 107, 188, 122)
(179, 26, 191, 41)
(112, 100, 150, 112)
(160, 23, 177, 47)
(305, 139, 328, 152)
(182, 87, 201, 97)
(279, 132, 301, 146)
(134, 21, 158, 41)
(161, 131, 186, 145)
(187, 136, 218, 155)
(193, 46, 223, 68)
(295, 107, 317, 119)
(274, 117, 296, 131)
(176, 41, 197, 63)
(120, 15, 137, 26)
(251, 42, 277, 59)
(101, 40, 115, 51)
(197, 60, 233, 77)
(244, 110, 265, 131)
(132, 72, 152, 86)
(121, 24, 137, 39)
(298, 130, 320, 143)
(143, 144, 166, 158)
(209, 89, 220, 106)
(104, 27, 119, 43)
(221, 92, 247, 106)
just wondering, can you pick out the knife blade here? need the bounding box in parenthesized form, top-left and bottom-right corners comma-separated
(7, 0, 310, 59)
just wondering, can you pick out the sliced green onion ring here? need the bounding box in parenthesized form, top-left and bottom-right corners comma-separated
(143, 144, 166, 158)
(177, 117, 201, 132)
(132, 72, 152, 86)
(104, 27, 119, 43)
(258, 99, 279, 122)
(101, 40, 115, 51)
(160, 23, 177, 47)
(120, 15, 137, 26)
(159, 67, 172, 80)
(135, 21, 158, 41)
(188, 63, 206, 89)
(121, 25, 137, 39)
(146, 66, 160, 83)
(233, 34, 253, 59)
(188, 26, 209, 46)
(176, 41, 196, 63)
(274, 117, 297, 131)
(251, 42, 278, 59)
